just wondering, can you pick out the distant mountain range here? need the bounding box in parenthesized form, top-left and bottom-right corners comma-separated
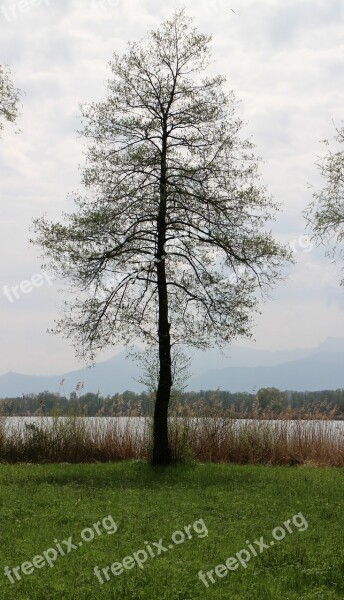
(189, 350, 344, 392)
(0, 337, 344, 397)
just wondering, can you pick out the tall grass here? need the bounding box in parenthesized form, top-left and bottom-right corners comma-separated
(0, 399, 343, 466)
(0, 415, 148, 463)
(168, 397, 344, 465)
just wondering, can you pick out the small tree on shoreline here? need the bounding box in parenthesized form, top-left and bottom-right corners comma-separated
(32, 10, 291, 466)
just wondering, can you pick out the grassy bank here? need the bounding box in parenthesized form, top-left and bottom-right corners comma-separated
(1, 410, 344, 466)
(0, 462, 343, 599)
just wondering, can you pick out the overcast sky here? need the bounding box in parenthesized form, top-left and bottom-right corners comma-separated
(1, 0, 343, 375)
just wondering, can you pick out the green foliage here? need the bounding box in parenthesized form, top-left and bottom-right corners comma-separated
(256, 387, 288, 412)
(0, 65, 20, 134)
(1, 388, 343, 416)
(305, 123, 344, 282)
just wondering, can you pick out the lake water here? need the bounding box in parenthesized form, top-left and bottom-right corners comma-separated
(2, 416, 344, 439)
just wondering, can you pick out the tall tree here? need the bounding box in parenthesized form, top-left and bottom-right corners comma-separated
(32, 10, 291, 465)
(305, 124, 344, 281)
(0, 65, 20, 135)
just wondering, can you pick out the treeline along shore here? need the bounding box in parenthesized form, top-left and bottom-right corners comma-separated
(1, 388, 344, 418)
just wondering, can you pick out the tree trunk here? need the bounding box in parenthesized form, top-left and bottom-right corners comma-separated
(152, 309, 172, 465)
(152, 122, 172, 466)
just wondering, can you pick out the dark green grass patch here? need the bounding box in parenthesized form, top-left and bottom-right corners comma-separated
(0, 462, 343, 599)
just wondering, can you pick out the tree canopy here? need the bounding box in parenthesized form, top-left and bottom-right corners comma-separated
(0, 65, 20, 135)
(305, 124, 344, 282)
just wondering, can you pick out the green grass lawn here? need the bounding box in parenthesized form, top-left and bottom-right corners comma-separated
(0, 461, 343, 599)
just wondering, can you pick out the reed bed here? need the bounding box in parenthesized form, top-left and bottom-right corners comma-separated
(167, 399, 344, 465)
(0, 415, 148, 463)
(0, 399, 343, 466)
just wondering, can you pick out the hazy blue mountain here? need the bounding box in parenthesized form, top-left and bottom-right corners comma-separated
(188, 344, 319, 375)
(0, 350, 144, 397)
(187, 351, 344, 393)
(0, 337, 343, 397)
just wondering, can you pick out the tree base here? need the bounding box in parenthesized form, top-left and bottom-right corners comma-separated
(151, 446, 172, 466)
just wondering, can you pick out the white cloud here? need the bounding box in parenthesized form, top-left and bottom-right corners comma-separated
(0, 0, 343, 373)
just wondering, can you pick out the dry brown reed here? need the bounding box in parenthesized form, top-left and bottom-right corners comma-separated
(0, 395, 343, 466)
(0, 415, 149, 463)
(168, 394, 344, 466)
